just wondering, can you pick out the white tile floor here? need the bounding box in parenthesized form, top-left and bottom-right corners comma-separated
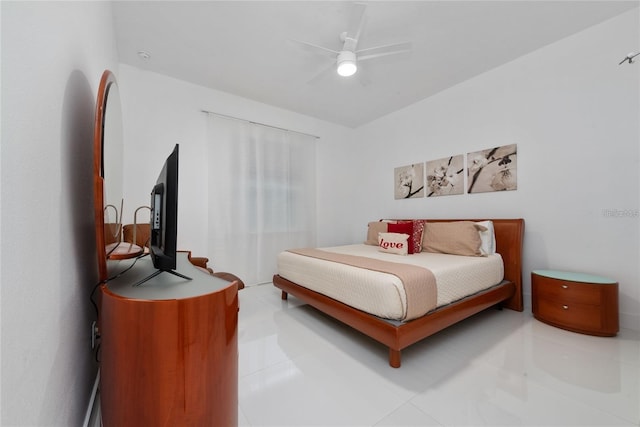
(237, 283, 640, 426)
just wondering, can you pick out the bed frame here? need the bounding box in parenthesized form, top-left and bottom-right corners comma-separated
(273, 218, 524, 368)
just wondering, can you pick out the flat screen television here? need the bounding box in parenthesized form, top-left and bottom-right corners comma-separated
(134, 144, 191, 286)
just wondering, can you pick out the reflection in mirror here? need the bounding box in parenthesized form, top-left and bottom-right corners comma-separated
(103, 82, 124, 255)
(93, 70, 142, 282)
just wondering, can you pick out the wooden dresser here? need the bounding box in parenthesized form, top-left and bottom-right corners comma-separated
(532, 270, 618, 336)
(100, 252, 238, 426)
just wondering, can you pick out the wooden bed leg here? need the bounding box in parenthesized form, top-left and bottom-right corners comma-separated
(389, 349, 401, 368)
(281, 290, 288, 300)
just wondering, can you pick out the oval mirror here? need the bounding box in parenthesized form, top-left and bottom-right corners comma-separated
(94, 70, 142, 281)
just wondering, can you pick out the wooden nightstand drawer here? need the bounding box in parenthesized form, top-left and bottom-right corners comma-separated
(536, 296, 602, 332)
(534, 278, 601, 305)
(532, 270, 618, 336)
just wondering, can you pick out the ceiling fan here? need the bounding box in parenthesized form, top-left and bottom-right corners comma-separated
(292, 3, 411, 82)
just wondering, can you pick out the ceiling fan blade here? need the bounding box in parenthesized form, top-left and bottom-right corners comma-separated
(289, 39, 339, 58)
(356, 65, 372, 87)
(356, 41, 412, 56)
(358, 49, 411, 62)
(307, 61, 336, 85)
(345, 2, 367, 47)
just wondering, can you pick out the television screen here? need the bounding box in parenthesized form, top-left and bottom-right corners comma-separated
(134, 144, 191, 286)
(150, 144, 179, 271)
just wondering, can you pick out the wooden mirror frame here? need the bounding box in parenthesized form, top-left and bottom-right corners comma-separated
(93, 70, 117, 282)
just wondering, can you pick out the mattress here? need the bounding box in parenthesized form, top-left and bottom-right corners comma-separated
(277, 244, 504, 321)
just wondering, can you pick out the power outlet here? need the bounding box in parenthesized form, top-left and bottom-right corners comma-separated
(91, 321, 100, 349)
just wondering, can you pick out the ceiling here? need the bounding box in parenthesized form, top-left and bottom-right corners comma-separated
(112, 1, 638, 128)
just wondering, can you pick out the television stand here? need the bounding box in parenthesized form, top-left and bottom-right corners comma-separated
(100, 252, 238, 426)
(132, 268, 192, 287)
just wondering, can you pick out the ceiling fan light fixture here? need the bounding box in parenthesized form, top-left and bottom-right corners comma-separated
(337, 51, 357, 77)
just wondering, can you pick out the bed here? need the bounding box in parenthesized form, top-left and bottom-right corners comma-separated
(273, 218, 524, 368)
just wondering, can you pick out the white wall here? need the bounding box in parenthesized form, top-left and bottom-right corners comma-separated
(117, 65, 353, 261)
(1, 2, 118, 425)
(325, 9, 639, 330)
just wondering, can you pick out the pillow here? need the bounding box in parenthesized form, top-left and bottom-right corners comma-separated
(365, 221, 388, 245)
(422, 221, 487, 256)
(411, 220, 426, 253)
(475, 220, 496, 255)
(378, 232, 409, 255)
(387, 220, 426, 254)
(388, 221, 416, 254)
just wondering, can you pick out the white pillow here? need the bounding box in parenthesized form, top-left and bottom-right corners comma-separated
(378, 232, 409, 255)
(475, 220, 496, 255)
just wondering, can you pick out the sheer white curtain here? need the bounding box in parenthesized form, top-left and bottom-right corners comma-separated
(206, 115, 317, 286)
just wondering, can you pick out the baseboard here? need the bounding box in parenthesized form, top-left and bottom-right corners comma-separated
(83, 369, 101, 427)
(620, 311, 640, 332)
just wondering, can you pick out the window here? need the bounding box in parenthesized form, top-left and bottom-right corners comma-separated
(207, 115, 316, 285)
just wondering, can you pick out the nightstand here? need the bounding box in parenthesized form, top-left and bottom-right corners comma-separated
(531, 270, 618, 336)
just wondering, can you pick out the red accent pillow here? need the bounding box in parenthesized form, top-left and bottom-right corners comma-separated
(388, 221, 416, 254)
(411, 220, 426, 253)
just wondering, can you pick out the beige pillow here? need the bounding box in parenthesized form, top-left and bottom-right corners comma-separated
(422, 221, 487, 256)
(378, 232, 409, 255)
(364, 221, 388, 245)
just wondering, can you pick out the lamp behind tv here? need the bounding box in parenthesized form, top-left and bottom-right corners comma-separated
(133, 144, 191, 286)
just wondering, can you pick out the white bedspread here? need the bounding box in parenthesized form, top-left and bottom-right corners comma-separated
(277, 244, 504, 321)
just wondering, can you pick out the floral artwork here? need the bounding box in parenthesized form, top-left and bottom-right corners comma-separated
(426, 155, 464, 197)
(467, 144, 517, 193)
(394, 163, 425, 199)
